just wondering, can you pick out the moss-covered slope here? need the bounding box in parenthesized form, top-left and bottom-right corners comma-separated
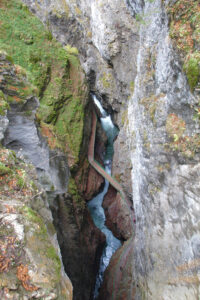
(0, 0, 88, 169)
(0, 43, 72, 299)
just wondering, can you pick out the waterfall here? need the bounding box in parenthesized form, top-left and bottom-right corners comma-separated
(92, 94, 107, 117)
(88, 95, 121, 299)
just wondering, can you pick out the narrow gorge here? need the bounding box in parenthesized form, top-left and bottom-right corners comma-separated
(0, 0, 200, 299)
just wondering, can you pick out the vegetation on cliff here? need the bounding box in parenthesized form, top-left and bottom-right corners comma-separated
(166, 113, 200, 158)
(168, 0, 200, 91)
(165, 0, 200, 157)
(0, 0, 86, 296)
(0, 144, 72, 298)
(0, 45, 73, 297)
(0, 0, 88, 169)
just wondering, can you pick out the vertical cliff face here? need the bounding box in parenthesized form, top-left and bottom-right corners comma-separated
(7, 0, 200, 299)
(21, 0, 139, 206)
(127, 0, 200, 299)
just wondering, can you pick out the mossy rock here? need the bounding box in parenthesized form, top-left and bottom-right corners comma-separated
(0, 99, 10, 116)
(0, 86, 9, 115)
(166, 113, 200, 157)
(0, 0, 88, 168)
(68, 177, 85, 212)
(100, 72, 113, 89)
(0, 162, 11, 175)
(0, 0, 71, 95)
(22, 206, 61, 283)
(0, 90, 6, 100)
(168, 0, 200, 91)
(183, 55, 200, 91)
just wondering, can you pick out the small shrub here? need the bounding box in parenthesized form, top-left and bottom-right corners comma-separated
(0, 162, 11, 175)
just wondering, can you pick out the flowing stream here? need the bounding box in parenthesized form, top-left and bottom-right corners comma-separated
(88, 95, 121, 299)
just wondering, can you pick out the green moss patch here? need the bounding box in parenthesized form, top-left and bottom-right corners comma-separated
(0, 0, 68, 95)
(37, 64, 86, 166)
(22, 207, 46, 231)
(0, 51, 37, 107)
(46, 245, 61, 275)
(0, 148, 38, 198)
(22, 205, 61, 284)
(0, 91, 10, 116)
(168, 0, 200, 91)
(183, 54, 200, 92)
(0, 162, 11, 175)
(100, 72, 113, 89)
(129, 81, 135, 94)
(68, 177, 85, 218)
(0, 0, 88, 169)
(55, 96, 84, 162)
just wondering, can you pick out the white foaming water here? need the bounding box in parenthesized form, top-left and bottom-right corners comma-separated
(93, 94, 107, 117)
(88, 95, 121, 298)
(101, 115, 115, 130)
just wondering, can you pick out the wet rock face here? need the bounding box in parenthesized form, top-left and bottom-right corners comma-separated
(112, 124, 133, 200)
(103, 186, 133, 240)
(98, 238, 135, 300)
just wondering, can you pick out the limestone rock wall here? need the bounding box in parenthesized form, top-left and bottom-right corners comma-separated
(127, 0, 200, 299)
(14, 0, 200, 299)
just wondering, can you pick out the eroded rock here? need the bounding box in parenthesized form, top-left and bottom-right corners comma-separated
(98, 237, 135, 300)
(103, 186, 133, 240)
